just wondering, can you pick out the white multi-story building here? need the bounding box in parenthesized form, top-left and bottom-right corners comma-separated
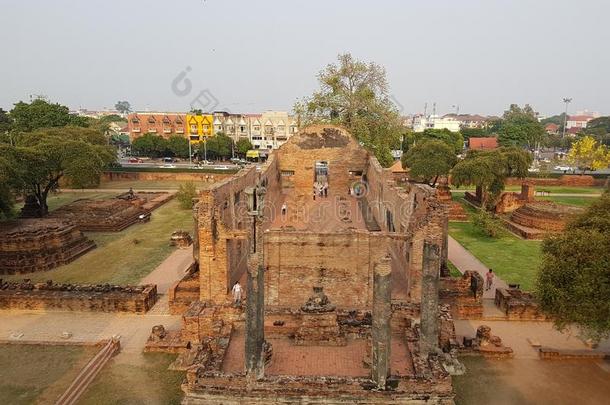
(566, 111, 600, 129)
(209, 111, 298, 149)
(412, 114, 460, 132)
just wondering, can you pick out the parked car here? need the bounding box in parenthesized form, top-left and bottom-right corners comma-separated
(162, 157, 177, 163)
(554, 165, 572, 172)
(128, 157, 143, 163)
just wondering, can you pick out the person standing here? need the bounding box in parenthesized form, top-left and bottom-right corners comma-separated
(485, 269, 494, 291)
(231, 281, 242, 305)
(281, 202, 287, 217)
(470, 273, 479, 299)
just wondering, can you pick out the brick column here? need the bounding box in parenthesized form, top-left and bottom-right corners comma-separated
(372, 255, 391, 389)
(420, 241, 440, 355)
(245, 252, 265, 381)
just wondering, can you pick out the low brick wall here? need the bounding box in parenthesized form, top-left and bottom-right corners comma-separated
(505, 175, 605, 187)
(102, 171, 233, 183)
(538, 347, 610, 360)
(494, 288, 548, 321)
(439, 271, 484, 319)
(0, 281, 157, 313)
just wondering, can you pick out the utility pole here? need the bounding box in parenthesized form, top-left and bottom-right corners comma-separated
(562, 98, 572, 138)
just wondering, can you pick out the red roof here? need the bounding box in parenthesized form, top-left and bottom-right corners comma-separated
(567, 127, 583, 134)
(469, 137, 498, 150)
(545, 123, 559, 130)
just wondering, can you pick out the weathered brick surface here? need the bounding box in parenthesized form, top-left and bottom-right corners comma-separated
(102, 171, 232, 183)
(0, 280, 157, 313)
(0, 219, 95, 274)
(495, 288, 549, 321)
(439, 271, 484, 319)
(511, 202, 583, 232)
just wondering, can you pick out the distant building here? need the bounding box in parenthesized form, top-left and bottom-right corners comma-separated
(127, 112, 186, 140)
(126, 110, 298, 148)
(443, 114, 489, 129)
(412, 115, 460, 132)
(544, 123, 559, 135)
(468, 137, 498, 150)
(566, 113, 598, 129)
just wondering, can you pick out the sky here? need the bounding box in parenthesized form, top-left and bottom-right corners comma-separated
(1, 0, 609, 117)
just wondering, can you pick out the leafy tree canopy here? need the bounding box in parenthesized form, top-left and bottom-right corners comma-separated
(131, 133, 171, 158)
(1, 126, 115, 216)
(402, 140, 457, 186)
(536, 192, 610, 341)
(202, 133, 233, 160)
(567, 136, 610, 174)
(10, 99, 89, 133)
(451, 147, 532, 209)
(114, 101, 131, 114)
(294, 53, 403, 167)
(498, 104, 545, 148)
(236, 138, 253, 156)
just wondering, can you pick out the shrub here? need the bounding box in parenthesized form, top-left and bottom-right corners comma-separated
(176, 182, 197, 209)
(472, 210, 504, 238)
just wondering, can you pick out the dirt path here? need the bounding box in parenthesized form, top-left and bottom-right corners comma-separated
(448, 236, 509, 299)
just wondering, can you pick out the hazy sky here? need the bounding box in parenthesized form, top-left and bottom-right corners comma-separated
(1, 0, 609, 116)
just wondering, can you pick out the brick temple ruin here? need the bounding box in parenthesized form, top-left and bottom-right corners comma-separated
(161, 125, 457, 403)
(48, 191, 173, 232)
(0, 219, 95, 274)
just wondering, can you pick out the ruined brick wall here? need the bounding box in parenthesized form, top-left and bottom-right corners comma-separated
(511, 202, 583, 232)
(197, 157, 282, 303)
(439, 271, 483, 319)
(0, 281, 157, 313)
(363, 159, 447, 303)
(495, 288, 549, 321)
(0, 219, 95, 274)
(275, 125, 369, 200)
(505, 175, 603, 187)
(102, 171, 233, 183)
(264, 230, 393, 309)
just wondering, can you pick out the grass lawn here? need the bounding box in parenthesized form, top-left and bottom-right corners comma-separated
(0, 344, 98, 405)
(79, 353, 185, 405)
(449, 222, 542, 291)
(5, 199, 193, 285)
(98, 179, 213, 190)
(447, 260, 463, 277)
(539, 195, 597, 207)
(17, 191, 118, 213)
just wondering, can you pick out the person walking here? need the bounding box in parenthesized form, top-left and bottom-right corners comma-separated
(231, 281, 242, 305)
(281, 202, 287, 217)
(485, 269, 494, 291)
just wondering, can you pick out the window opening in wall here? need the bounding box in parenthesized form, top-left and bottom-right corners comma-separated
(314, 161, 329, 198)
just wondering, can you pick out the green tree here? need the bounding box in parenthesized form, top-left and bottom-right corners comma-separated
(451, 147, 532, 209)
(294, 53, 403, 167)
(402, 140, 457, 186)
(1, 127, 115, 216)
(176, 181, 198, 209)
(205, 133, 233, 160)
(10, 99, 88, 133)
(536, 192, 610, 341)
(418, 128, 464, 154)
(498, 104, 545, 148)
(0, 154, 15, 220)
(114, 101, 131, 114)
(167, 135, 190, 158)
(236, 139, 253, 156)
(131, 133, 170, 158)
(0, 108, 14, 145)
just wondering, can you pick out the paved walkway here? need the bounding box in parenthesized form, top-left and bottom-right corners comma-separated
(454, 319, 610, 359)
(141, 248, 194, 295)
(448, 235, 508, 299)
